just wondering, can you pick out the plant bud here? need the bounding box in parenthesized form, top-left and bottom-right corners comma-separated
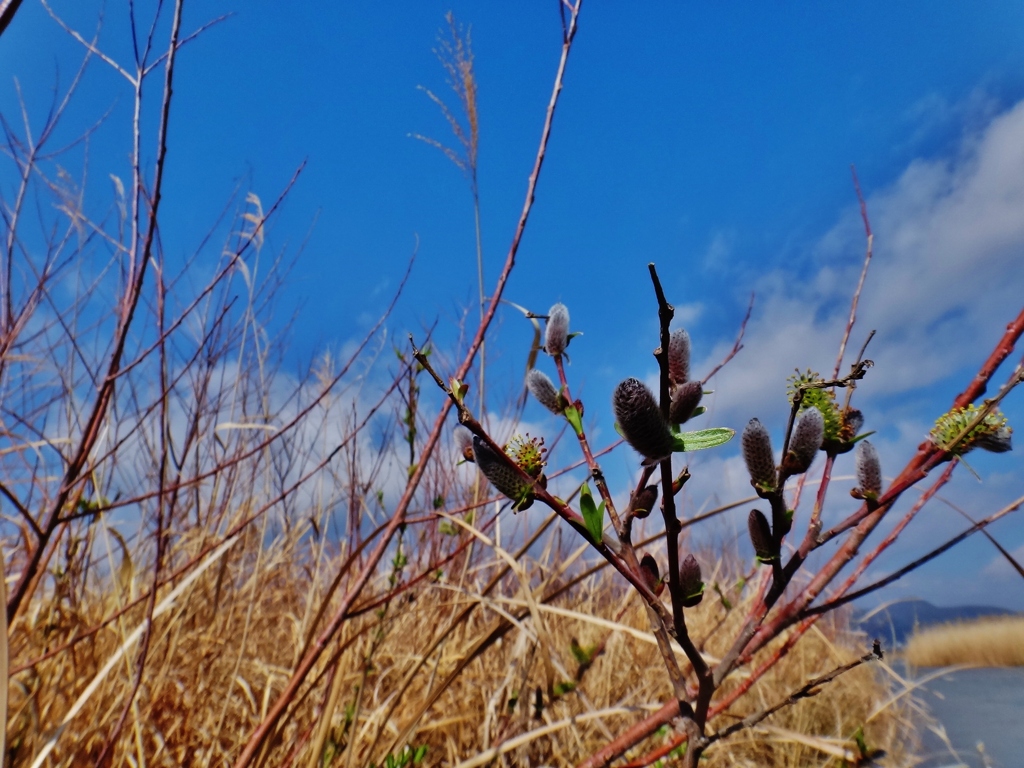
(742, 418, 776, 491)
(747, 508, 777, 563)
(454, 426, 475, 463)
(667, 328, 691, 386)
(613, 378, 675, 465)
(640, 553, 663, 596)
(975, 425, 1012, 454)
(629, 484, 659, 519)
(854, 440, 882, 500)
(526, 369, 563, 415)
(843, 409, 864, 439)
(679, 554, 704, 607)
(545, 303, 570, 356)
(669, 380, 703, 425)
(783, 407, 824, 475)
(473, 436, 534, 511)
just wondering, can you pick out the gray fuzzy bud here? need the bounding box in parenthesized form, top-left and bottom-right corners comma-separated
(454, 426, 475, 463)
(473, 436, 533, 510)
(742, 418, 776, 490)
(613, 378, 675, 464)
(668, 328, 691, 386)
(545, 303, 570, 356)
(844, 409, 864, 439)
(975, 425, 1013, 454)
(629, 484, 659, 519)
(747, 509, 777, 563)
(784, 407, 824, 475)
(855, 440, 882, 498)
(669, 380, 703, 425)
(679, 554, 704, 607)
(526, 369, 563, 415)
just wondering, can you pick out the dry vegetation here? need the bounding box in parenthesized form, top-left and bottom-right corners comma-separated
(3, 2, 1022, 767)
(904, 616, 1024, 668)
(5, 516, 915, 766)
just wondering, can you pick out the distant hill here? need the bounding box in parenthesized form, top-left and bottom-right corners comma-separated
(854, 599, 1020, 647)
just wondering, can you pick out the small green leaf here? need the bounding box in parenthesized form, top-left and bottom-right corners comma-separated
(672, 427, 735, 452)
(564, 404, 583, 436)
(579, 483, 605, 543)
(553, 680, 577, 696)
(449, 377, 469, 405)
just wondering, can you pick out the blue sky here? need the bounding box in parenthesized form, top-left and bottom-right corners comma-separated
(3, 2, 1024, 609)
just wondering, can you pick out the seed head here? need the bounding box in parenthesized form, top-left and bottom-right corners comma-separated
(742, 418, 776, 491)
(854, 440, 882, 500)
(668, 328, 691, 386)
(545, 303, 570, 356)
(613, 378, 675, 464)
(526, 369, 563, 415)
(669, 380, 703, 425)
(629, 484, 659, 519)
(679, 554, 704, 607)
(747, 508, 777, 563)
(783, 407, 824, 476)
(473, 436, 534, 511)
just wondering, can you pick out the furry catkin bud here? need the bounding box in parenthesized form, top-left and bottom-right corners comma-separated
(613, 378, 675, 464)
(473, 436, 534, 511)
(640, 554, 663, 596)
(668, 328, 691, 386)
(454, 426, 475, 463)
(629, 484, 659, 519)
(748, 509, 777, 563)
(784, 407, 824, 475)
(855, 440, 882, 499)
(669, 380, 703, 425)
(526, 369, 563, 415)
(843, 409, 864, 440)
(975, 425, 1013, 453)
(742, 418, 776, 490)
(545, 303, 570, 356)
(679, 554, 704, 607)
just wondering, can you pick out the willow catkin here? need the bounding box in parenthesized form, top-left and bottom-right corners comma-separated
(613, 378, 674, 464)
(667, 327, 691, 386)
(526, 369, 563, 415)
(742, 418, 776, 489)
(545, 303, 570, 356)
(785, 407, 824, 475)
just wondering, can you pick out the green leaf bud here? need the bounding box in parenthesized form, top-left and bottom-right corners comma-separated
(613, 378, 674, 465)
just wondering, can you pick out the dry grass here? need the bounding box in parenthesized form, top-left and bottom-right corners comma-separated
(904, 616, 1024, 668)
(5, 512, 917, 766)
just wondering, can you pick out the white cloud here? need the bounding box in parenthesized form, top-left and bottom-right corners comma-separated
(698, 97, 1024, 432)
